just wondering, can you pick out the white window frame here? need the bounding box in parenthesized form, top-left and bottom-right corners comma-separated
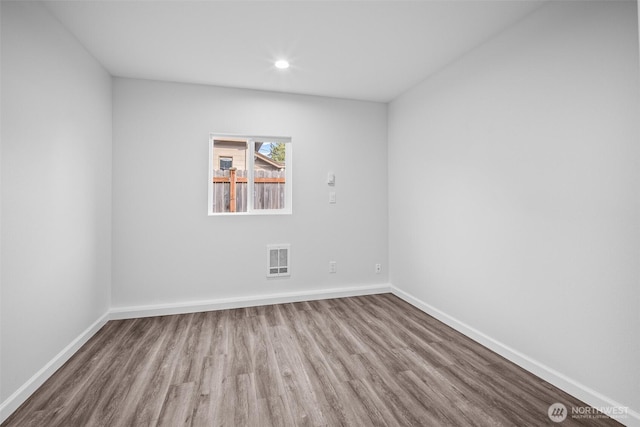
(208, 133, 292, 216)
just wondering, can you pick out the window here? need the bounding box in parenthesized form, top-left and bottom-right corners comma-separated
(209, 134, 292, 215)
(219, 157, 233, 170)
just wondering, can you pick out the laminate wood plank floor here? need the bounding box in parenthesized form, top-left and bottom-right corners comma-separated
(2, 294, 622, 426)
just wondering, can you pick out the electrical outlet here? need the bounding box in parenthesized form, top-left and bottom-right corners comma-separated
(329, 261, 337, 273)
(375, 263, 381, 274)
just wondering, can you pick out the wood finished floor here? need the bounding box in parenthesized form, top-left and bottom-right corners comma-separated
(3, 294, 621, 427)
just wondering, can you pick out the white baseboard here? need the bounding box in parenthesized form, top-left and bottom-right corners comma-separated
(0, 312, 110, 424)
(390, 286, 640, 427)
(109, 284, 391, 320)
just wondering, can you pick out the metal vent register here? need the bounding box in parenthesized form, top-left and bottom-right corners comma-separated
(267, 244, 290, 278)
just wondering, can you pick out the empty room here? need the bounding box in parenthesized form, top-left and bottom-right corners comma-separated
(1, 0, 639, 425)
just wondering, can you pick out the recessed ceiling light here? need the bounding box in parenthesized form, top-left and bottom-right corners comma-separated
(275, 60, 290, 69)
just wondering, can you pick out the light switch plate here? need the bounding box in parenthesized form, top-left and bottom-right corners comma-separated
(329, 261, 337, 273)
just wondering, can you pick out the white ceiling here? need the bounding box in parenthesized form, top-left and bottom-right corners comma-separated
(44, 1, 546, 102)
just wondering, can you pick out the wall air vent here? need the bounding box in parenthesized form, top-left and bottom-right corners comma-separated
(267, 244, 290, 278)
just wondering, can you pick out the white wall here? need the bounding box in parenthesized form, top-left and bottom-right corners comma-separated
(112, 78, 388, 309)
(1, 0, 111, 406)
(389, 0, 640, 418)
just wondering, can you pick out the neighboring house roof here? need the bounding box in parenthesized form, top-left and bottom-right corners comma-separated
(255, 152, 285, 170)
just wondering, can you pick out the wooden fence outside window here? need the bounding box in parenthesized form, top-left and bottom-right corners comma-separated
(211, 168, 286, 213)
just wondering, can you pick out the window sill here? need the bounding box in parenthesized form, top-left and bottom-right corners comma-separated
(208, 209, 292, 217)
